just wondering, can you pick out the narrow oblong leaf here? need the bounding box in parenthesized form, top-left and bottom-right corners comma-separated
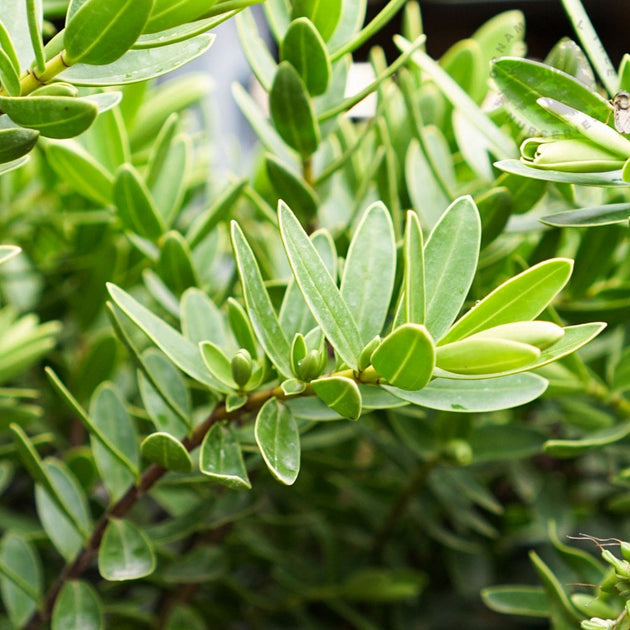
(52, 581, 103, 630)
(98, 518, 156, 581)
(292, 0, 341, 42)
(269, 61, 320, 156)
(544, 422, 630, 459)
(401, 210, 425, 325)
(236, 8, 277, 91)
(385, 373, 548, 412)
(265, 154, 318, 223)
(424, 196, 481, 340)
(199, 423, 251, 490)
(371, 324, 435, 390)
(0, 127, 38, 164)
(340, 202, 396, 344)
(0, 48, 20, 96)
(230, 221, 292, 377)
(200, 341, 237, 389)
(278, 201, 362, 369)
(481, 586, 549, 618)
(65, 0, 153, 65)
(0, 96, 97, 139)
(114, 164, 165, 241)
(440, 258, 574, 344)
(140, 432, 193, 472)
(281, 17, 330, 96)
(156, 231, 198, 295)
(311, 376, 361, 420)
(145, 0, 217, 32)
(255, 398, 300, 485)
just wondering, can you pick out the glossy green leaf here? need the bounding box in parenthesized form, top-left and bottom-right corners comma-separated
(180, 288, 228, 347)
(141, 432, 193, 472)
(401, 210, 424, 325)
(98, 518, 156, 581)
(135, 13, 230, 49)
(145, 0, 216, 32)
(440, 39, 485, 104)
(0, 20, 20, 77)
(90, 384, 139, 501)
(107, 284, 223, 389)
(0, 533, 41, 627)
(0, 48, 20, 96)
(340, 202, 396, 343)
(138, 373, 190, 440)
(200, 341, 237, 389)
(52, 581, 103, 630)
(270, 61, 320, 156)
(186, 178, 247, 248)
(157, 231, 198, 295)
(424, 196, 481, 341)
(65, 0, 153, 65)
(473, 9, 525, 68)
(0, 95, 97, 139)
(0, 126, 38, 164)
(311, 376, 361, 420)
(281, 18, 330, 96)
(255, 398, 300, 485)
(114, 164, 165, 241)
(265, 154, 318, 223)
(441, 259, 573, 344)
(372, 324, 435, 390)
(227, 299, 258, 359)
(278, 201, 362, 369)
(199, 423, 251, 490)
(35, 460, 91, 561)
(235, 8, 277, 91)
(386, 372, 547, 412)
(46, 140, 113, 205)
(469, 424, 546, 463)
(494, 158, 628, 187)
(61, 35, 214, 85)
(481, 586, 549, 618)
(292, 0, 341, 42)
(544, 422, 630, 458)
(491, 56, 610, 136)
(9, 424, 90, 537)
(541, 203, 630, 227)
(230, 221, 292, 377)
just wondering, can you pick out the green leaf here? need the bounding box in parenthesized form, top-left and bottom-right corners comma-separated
(52, 581, 103, 630)
(0, 48, 20, 96)
(35, 460, 91, 561)
(227, 299, 258, 359)
(61, 35, 214, 85)
(541, 203, 630, 227)
(0, 20, 20, 77)
(490, 56, 610, 136)
(156, 231, 198, 295)
(281, 18, 330, 96)
(469, 424, 545, 463)
(65, 0, 153, 65)
(107, 284, 222, 389)
(0, 245, 20, 266)
(340, 202, 396, 344)
(98, 518, 156, 581)
(265, 154, 318, 223)
(292, 0, 341, 42)
(9, 424, 90, 537)
(160, 546, 226, 584)
(235, 8, 277, 92)
(0, 533, 41, 627)
(270, 61, 320, 156)
(371, 323, 435, 390)
(385, 373, 548, 412)
(278, 201, 362, 369)
(311, 376, 361, 420)
(424, 196, 481, 340)
(0, 126, 38, 164)
(255, 398, 300, 485)
(180, 288, 228, 347)
(436, 338, 540, 376)
(440, 258, 573, 344)
(544, 422, 630, 458)
(114, 164, 165, 241)
(90, 384, 139, 501)
(397, 210, 425, 326)
(0, 95, 97, 139)
(481, 586, 549, 618)
(199, 423, 251, 490)
(200, 342, 237, 389)
(141, 432, 193, 472)
(230, 221, 292, 377)
(45, 140, 113, 205)
(145, 0, 217, 32)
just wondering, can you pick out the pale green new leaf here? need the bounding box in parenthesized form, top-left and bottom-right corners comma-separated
(199, 423, 251, 490)
(98, 518, 156, 581)
(140, 432, 193, 472)
(279, 201, 362, 369)
(52, 581, 103, 630)
(311, 376, 361, 420)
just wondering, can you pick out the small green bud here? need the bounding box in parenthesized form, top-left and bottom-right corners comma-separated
(290, 333, 307, 378)
(231, 349, 252, 388)
(297, 349, 324, 382)
(358, 336, 381, 371)
(441, 439, 472, 466)
(31, 83, 79, 98)
(620, 541, 630, 562)
(581, 618, 615, 630)
(601, 549, 630, 578)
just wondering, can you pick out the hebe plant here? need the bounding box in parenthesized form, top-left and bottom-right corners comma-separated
(0, 0, 628, 627)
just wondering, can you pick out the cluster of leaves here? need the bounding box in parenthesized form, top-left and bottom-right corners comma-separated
(1, 0, 630, 628)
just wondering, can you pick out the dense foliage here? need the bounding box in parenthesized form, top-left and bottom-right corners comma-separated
(0, 0, 628, 628)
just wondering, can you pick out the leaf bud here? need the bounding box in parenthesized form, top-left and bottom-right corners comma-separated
(297, 349, 324, 382)
(290, 333, 307, 378)
(441, 439, 472, 466)
(231, 349, 252, 388)
(358, 336, 381, 371)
